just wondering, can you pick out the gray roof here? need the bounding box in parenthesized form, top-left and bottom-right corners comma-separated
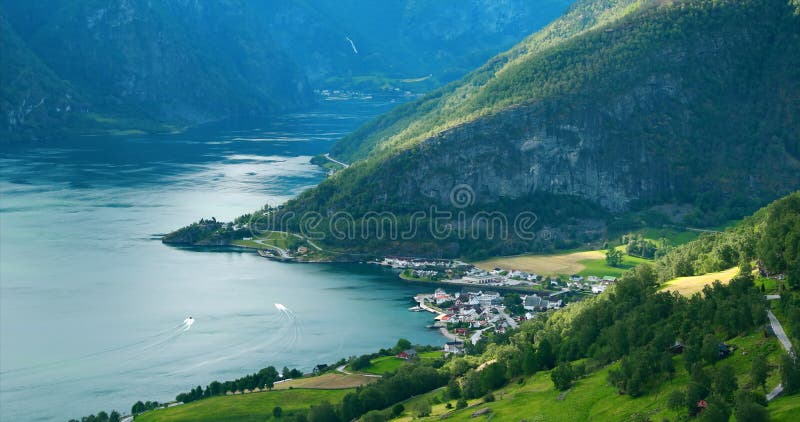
(525, 295, 545, 307)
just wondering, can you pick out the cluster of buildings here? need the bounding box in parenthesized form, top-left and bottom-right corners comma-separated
(462, 268, 619, 294)
(523, 293, 562, 312)
(392, 257, 625, 349)
(382, 255, 621, 296)
(426, 288, 503, 308)
(314, 88, 422, 101)
(564, 274, 619, 294)
(380, 257, 470, 270)
(315, 89, 374, 100)
(461, 267, 539, 287)
(416, 289, 524, 345)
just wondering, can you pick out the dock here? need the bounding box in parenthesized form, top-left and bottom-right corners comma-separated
(413, 296, 464, 342)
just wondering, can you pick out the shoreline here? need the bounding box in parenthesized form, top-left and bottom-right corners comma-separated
(169, 243, 532, 344)
(414, 296, 465, 343)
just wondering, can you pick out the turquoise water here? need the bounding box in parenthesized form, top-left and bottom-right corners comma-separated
(0, 99, 442, 421)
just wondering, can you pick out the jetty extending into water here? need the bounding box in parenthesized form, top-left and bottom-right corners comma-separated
(257, 248, 295, 262)
(413, 296, 463, 342)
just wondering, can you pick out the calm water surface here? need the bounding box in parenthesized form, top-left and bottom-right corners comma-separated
(0, 98, 442, 421)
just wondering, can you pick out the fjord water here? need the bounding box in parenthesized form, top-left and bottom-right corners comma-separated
(0, 98, 442, 422)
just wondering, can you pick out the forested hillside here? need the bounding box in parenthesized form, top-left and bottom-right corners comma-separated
(329, 0, 644, 163)
(140, 194, 800, 422)
(0, 0, 311, 141)
(0, 14, 86, 140)
(275, 0, 800, 257)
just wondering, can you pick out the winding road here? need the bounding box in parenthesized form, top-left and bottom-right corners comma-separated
(254, 239, 292, 259)
(768, 309, 794, 357)
(766, 307, 795, 401)
(336, 364, 382, 378)
(324, 153, 349, 169)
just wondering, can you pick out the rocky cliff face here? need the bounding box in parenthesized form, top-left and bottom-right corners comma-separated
(370, 80, 799, 217)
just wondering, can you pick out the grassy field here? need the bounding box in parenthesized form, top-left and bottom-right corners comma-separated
(769, 394, 800, 422)
(354, 351, 444, 375)
(389, 331, 787, 422)
(419, 351, 445, 360)
(577, 253, 651, 278)
(474, 227, 699, 278)
(474, 249, 651, 278)
(473, 251, 604, 275)
(136, 389, 349, 422)
(362, 356, 406, 375)
(231, 231, 294, 249)
(636, 227, 700, 246)
(660, 267, 740, 296)
(756, 276, 780, 294)
(273, 373, 377, 390)
(394, 364, 688, 421)
(231, 231, 335, 261)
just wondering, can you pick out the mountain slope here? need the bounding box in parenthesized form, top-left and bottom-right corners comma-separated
(150, 192, 800, 422)
(1, 0, 575, 142)
(328, 0, 645, 162)
(1, 0, 312, 135)
(278, 0, 800, 257)
(0, 14, 86, 140)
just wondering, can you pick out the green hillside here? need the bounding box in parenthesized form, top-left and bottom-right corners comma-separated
(135, 389, 350, 422)
(331, 0, 800, 165)
(133, 192, 800, 422)
(329, 0, 644, 163)
(0, 14, 85, 139)
(254, 0, 800, 258)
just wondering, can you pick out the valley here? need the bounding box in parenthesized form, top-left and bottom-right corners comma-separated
(3, 1, 800, 421)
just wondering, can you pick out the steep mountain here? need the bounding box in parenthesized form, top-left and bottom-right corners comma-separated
(0, 0, 575, 142)
(274, 0, 800, 257)
(0, 14, 86, 140)
(0, 0, 312, 141)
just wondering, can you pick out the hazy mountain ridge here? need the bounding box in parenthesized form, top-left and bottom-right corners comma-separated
(0, 14, 86, 140)
(257, 0, 572, 90)
(0, 0, 574, 142)
(0, 0, 312, 141)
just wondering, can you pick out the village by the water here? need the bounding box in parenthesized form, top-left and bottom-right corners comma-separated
(374, 257, 620, 355)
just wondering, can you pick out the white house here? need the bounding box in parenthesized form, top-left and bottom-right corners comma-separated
(434, 288, 452, 304)
(444, 341, 465, 354)
(547, 300, 563, 309)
